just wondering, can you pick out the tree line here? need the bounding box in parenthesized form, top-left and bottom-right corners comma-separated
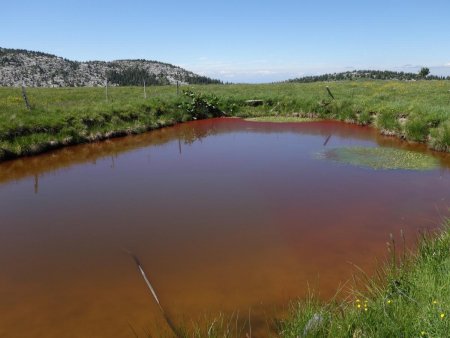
(287, 69, 449, 83)
(106, 67, 222, 86)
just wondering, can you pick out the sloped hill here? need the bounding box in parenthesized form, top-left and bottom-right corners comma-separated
(0, 47, 221, 87)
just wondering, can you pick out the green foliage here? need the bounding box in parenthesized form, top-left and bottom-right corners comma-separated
(183, 74, 222, 85)
(419, 67, 431, 78)
(287, 69, 448, 83)
(107, 67, 169, 86)
(179, 90, 224, 119)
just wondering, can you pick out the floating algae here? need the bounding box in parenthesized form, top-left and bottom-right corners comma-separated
(321, 147, 439, 170)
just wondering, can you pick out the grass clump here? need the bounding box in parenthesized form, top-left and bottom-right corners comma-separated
(430, 121, 450, 152)
(244, 116, 319, 123)
(321, 147, 439, 170)
(281, 222, 450, 337)
(376, 111, 402, 133)
(405, 117, 431, 142)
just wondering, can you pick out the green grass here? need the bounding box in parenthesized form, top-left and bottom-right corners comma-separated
(0, 87, 221, 160)
(1, 80, 450, 161)
(280, 222, 450, 337)
(244, 116, 320, 123)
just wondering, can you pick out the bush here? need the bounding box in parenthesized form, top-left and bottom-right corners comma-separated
(179, 90, 224, 119)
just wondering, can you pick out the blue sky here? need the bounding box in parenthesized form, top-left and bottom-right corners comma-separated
(1, 0, 450, 83)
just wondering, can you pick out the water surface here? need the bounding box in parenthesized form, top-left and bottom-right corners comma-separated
(1, 118, 449, 337)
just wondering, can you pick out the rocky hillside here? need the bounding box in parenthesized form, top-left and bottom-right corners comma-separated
(0, 47, 221, 87)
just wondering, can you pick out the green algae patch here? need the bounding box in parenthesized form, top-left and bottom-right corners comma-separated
(244, 116, 320, 123)
(321, 147, 439, 170)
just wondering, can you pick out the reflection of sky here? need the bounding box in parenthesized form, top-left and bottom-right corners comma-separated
(2, 0, 450, 83)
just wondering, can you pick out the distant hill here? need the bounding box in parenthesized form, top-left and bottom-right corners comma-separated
(286, 70, 449, 83)
(0, 47, 221, 87)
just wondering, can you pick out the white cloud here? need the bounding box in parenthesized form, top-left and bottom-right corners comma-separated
(400, 64, 420, 69)
(444, 63, 450, 67)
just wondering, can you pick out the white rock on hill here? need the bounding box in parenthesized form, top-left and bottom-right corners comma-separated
(0, 48, 219, 87)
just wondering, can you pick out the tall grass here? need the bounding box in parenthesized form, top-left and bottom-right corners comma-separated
(280, 221, 450, 337)
(1, 80, 450, 161)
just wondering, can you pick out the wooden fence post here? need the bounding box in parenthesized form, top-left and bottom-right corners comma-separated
(21, 81, 31, 110)
(105, 78, 109, 102)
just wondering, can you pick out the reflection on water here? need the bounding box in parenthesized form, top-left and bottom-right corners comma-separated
(0, 118, 449, 337)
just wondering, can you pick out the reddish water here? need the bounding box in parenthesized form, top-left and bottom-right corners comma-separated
(1, 118, 449, 337)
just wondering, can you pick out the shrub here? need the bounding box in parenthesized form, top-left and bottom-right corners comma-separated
(179, 90, 224, 119)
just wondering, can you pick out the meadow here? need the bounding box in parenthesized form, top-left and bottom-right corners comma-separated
(0, 80, 450, 161)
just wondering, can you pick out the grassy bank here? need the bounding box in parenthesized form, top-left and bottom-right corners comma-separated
(1, 80, 450, 161)
(281, 222, 450, 338)
(0, 87, 223, 160)
(179, 223, 450, 337)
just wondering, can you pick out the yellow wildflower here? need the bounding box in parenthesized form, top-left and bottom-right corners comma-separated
(432, 300, 438, 305)
(440, 313, 445, 319)
(387, 299, 392, 304)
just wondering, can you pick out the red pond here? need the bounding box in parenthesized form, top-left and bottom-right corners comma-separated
(0, 118, 449, 337)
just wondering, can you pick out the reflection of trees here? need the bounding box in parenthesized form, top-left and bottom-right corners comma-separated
(179, 125, 217, 145)
(34, 174, 38, 194)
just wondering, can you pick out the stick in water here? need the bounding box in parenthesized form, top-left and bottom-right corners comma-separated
(125, 249, 181, 337)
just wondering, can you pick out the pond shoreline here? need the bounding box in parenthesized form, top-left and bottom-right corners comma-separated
(280, 221, 450, 337)
(1, 112, 448, 163)
(2, 81, 450, 162)
(0, 118, 177, 162)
